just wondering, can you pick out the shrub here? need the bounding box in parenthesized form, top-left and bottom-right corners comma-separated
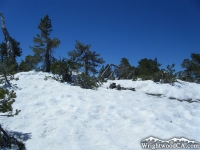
(0, 87, 24, 149)
(75, 73, 104, 89)
(0, 88, 20, 116)
(153, 64, 177, 85)
(50, 58, 72, 82)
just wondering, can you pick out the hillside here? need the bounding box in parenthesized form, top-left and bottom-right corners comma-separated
(1, 71, 200, 150)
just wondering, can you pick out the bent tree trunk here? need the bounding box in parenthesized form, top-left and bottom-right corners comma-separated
(0, 12, 13, 87)
(84, 59, 89, 76)
(101, 64, 119, 78)
(0, 63, 11, 86)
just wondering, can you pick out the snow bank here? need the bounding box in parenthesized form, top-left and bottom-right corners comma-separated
(1, 71, 200, 150)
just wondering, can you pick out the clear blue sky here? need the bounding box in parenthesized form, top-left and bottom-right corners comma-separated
(0, 0, 200, 71)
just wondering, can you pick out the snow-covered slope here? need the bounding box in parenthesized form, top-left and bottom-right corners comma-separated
(1, 71, 200, 150)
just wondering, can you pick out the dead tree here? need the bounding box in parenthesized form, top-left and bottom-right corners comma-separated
(0, 12, 13, 87)
(101, 64, 135, 80)
(0, 124, 25, 149)
(101, 64, 119, 79)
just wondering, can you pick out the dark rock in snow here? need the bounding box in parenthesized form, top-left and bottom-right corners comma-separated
(116, 84, 121, 90)
(109, 83, 135, 91)
(109, 83, 116, 89)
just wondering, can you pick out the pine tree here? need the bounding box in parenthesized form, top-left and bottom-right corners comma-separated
(0, 38, 22, 72)
(137, 57, 161, 80)
(68, 41, 105, 89)
(30, 15, 60, 72)
(19, 55, 39, 71)
(181, 53, 200, 82)
(166, 63, 177, 85)
(0, 87, 24, 149)
(68, 40, 105, 76)
(0, 12, 18, 86)
(50, 58, 74, 82)
(0, 38, 22, 61)
(0, 42, 6, 62)
(116, 58, 135, 79)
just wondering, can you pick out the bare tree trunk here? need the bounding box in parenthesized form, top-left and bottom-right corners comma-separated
(45, 49, 50, 72)
(0, 13, 13, 87)
(0, 124, 11, 147)
(108, 69, 117, 79)
(0, 63, 11, 87)
(84, 55, 89, 75)
(127, 71, 134, 79)
(84, 62, 88, 76)
(3, 71, 11, 87)
(101, 64, 119, 78)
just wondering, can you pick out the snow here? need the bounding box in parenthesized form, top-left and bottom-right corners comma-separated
(1, 71, 200, 150)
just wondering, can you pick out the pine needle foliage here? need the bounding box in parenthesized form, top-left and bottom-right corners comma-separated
(30, 15, 60, 72)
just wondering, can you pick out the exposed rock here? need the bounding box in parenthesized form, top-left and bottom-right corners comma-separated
(116, 84, 121, 90)
(109, 83, 135, 91)
(127, 87, 135, 91)
(109, 83, 116, 89)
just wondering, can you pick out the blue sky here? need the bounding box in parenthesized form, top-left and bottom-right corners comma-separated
(0, 0, 200, 71)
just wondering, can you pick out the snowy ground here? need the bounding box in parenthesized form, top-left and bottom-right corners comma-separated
(1, 71, 200, 150)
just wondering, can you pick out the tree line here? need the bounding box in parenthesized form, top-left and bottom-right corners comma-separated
(0, 14, 200, 89)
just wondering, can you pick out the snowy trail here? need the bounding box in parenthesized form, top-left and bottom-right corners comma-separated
(1, 71, 200, 150)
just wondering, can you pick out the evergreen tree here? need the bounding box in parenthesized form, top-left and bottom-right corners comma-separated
(181, 53, 200, 82)
(50, 58, 75, 82)
(166, 63, 177, 85)
(116, 58, 135, 79)
(0, 87, 24, 149)
(19, 55, 38, 71)
(137, 57, 161, 80)
(10, 38, 22, 62)
(127, 66, 136, 79)
(68, 41, 105, 89)
(68, 40, 105, 76)
(0, 42, 6, 62)
(30, 15, 60, 72)
(0, 38, 22, 72)
(0, 12, 19, 86)
(75, 73, 103, 89)
(0, 88, 20, 116)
